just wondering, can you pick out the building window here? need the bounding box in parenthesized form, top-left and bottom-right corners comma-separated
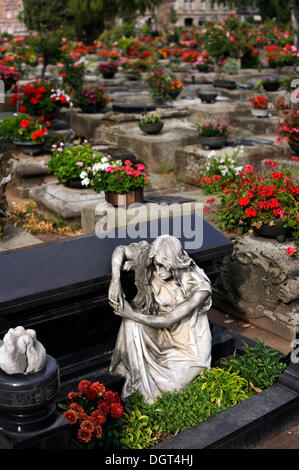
(6, 10, 12, 19)
(184, 17, 193, 26)
(190, 0, 194, 10)
(184, 1, 188, 11)
(200, 1, 206, 10)
(173, 1, 178, 10)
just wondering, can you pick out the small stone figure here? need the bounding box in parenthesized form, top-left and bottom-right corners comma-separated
(0, 326, 46, 375)
(108, 235, 212, 404)
(0, 175, 11, 218)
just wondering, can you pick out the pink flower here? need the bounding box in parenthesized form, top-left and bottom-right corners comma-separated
(286, 246, 297, 256)
(124, 160, 132, 166)
(76, 162, 83, 167)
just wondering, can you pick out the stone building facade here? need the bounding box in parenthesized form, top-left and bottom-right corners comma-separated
(0, 0, 25, 35)
(173, 0, 235, 27)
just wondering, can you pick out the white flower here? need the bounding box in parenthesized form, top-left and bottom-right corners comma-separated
(235, 166, 243, 173)
(80, 171, 88, 179)
(102, 156, 109, 163)
(81, 178, 90, 187)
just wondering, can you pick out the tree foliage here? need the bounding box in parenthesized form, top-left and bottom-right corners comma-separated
(22, 0, 71, 31)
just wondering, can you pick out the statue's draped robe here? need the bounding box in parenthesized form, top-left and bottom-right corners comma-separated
(109, 242, 212, 404)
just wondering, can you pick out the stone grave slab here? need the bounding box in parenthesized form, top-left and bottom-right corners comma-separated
(213, 234, 299, 342)
(10, 154, 50, 197)
(175, 139, 290, 186)
(94, 118, 199, 172)
(0, 224, 43, 252)
(29, 182, 105, 219)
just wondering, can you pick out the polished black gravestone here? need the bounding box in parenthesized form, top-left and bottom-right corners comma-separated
(0, 215, 232, 402)
(0, 355, 71, 449)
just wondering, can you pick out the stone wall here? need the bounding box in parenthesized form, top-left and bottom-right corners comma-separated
(213, 235, 299, 342)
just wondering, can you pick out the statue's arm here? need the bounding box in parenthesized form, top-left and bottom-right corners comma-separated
(116, 290, 210, 328)
(108, 244, 141, 308)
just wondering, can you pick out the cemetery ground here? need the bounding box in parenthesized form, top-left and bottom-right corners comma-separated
(0, 18, 298, 449)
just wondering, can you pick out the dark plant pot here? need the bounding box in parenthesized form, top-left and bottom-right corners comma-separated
(63, 178, 86, 189)
(105, 187, 144, 209)
(44, 110, 60, 120)
(197, 90, 218, 103)
(213, 79, 237, 90)
(199, 135, 227, 149)
(262, 82, 280, 92)
(253, 219, 290, 243)
(13, 141, 45, 156)
(139, 122, 164, 135)
(80, 103, 102, 114)
(102, 72, 116, 79)
(125, 73, 139, 81)
(169, 90, 181, 100)
(196, 64, 210, 73)
(112, 104, 156, 114)
(288, 140, 299, 155)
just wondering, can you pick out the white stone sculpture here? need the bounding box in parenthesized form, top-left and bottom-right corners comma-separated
(108, 235, 212, 404)
(0, 326, 46, 375)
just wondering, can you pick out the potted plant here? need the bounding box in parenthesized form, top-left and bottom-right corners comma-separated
(196, 118, 235, 149)
(98, 62, 118, 79)
(274, 96, 290, 118)
(147, 70, 184, 104)
(202, 158, 298, 244)
(10, 80, 71, 120)
(73, 85, 110, 114)
(249, 96, 269, 118)
(139, 112, 164, 135)
(261, 76, 281, 92)
(277, 110, 299, 155)
(0, 65, 21, 91)
(194, 55, 210, 73)
(0, 113, 49, 156)
(87, 159, 150, 208)
(47, 143, 108, 188)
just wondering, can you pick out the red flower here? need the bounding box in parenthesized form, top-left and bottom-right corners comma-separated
(32, 132, 37, 140)
(78, 380, 91, 394)
(110, 402, 123, 419)
(77, 428, 92, 443)
(63, 409, 78, 425)
(91, 410, 107, 425)
(245, 208, 257, 218)
(80, 419, 95, 433)
(19, 105, 26, 112)
(239, 197, 250, 206)
(20, 119, 29, 128)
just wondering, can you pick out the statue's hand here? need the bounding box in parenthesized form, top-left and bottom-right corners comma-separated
(114, 300, 136, 320)
(108, 277, 125, 310)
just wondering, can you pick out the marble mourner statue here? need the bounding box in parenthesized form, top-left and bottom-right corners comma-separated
(108, 235, 212, 404)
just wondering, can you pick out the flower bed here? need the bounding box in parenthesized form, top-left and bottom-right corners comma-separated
(60, 338, 287, 449)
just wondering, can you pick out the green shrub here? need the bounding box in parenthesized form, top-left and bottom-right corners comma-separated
(222, 339, 287, 390)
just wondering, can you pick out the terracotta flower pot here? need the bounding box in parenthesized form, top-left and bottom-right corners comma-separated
(105, 188, 144, 208)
